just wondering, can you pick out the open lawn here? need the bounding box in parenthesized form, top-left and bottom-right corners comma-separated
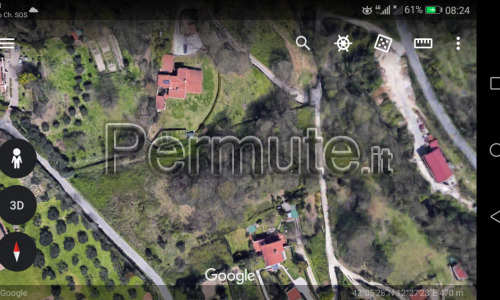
(381, 209, 457, 286)
(21, 38, 146, 169)
(226, 228, 250, 253)
(207, 67, 273, 125)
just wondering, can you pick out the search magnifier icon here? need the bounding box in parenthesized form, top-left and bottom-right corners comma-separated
(296, 36, 310, 50)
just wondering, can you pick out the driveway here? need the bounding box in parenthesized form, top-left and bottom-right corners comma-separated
(396, 19, 476, 170)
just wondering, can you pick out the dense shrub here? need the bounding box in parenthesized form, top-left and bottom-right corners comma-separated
(47, 206, 59, 220)
(50, 243, 60, 259)
(86, 245, 97, 260)
(82, 93, 91, 102)
(67, 211, 79, 225)
(62, 113, 71, 125)
(56, 220, 67, 235)
(68, 106, 76, 116)
(42, 267, 56, 280)
(79, 105, 88, 116)
(80, 265, 88, 275)
(40, 227, 53, 246)
(78, 231, 89, 244)
(57, 261, 68, 274)
(34, 249, 45, 268)
(72, 254, 79, 266)
(64, 237, 75, 251)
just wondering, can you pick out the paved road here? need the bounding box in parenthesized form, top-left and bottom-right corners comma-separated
(310, 82, 340, 298)
(396, 19, 477, 170)
(255, 269, 271, 300)
(249, 54, 306, 103)
(0, 117, 172, 300)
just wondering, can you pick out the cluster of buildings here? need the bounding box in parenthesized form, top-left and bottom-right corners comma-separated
(156, 54, 203, 111)
(0, 57, 7, 95)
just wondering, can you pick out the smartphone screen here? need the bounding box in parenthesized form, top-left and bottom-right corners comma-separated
(0, 1, 481, 299)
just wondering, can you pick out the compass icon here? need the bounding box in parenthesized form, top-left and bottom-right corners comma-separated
(362, 6, 373, 15)
(334, 35, 353, 52)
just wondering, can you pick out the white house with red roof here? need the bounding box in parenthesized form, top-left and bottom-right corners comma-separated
(156, 54, 203, 111)
(251, 233, 287, 271)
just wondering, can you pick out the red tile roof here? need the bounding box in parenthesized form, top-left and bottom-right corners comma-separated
(452, 263, 468, 280)
(156, 55, 203, 109)
(286, 287, 302, 300)
(161, 55, 175, 73)
(261, 242, 285, 267)
(186, 69, 203, 93)
(252, 233, 287, 267)
(423, 147, 452, 183)
(156, 95, 166, 110)
(429, 139, 439, 149)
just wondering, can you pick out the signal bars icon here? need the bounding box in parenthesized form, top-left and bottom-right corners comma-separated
(0, 38, 15, 49)
(377, 5, 391, 15)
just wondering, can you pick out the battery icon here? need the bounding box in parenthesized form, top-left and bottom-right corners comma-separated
(425, 6, 443, 14)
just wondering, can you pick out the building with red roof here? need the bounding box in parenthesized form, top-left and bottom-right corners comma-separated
(251, 233, 287, 268)
(156, 54, 203, 110)
(285, 286, 303, 300)
(452, 263, 468, 281)
(422, 136, 452, 183)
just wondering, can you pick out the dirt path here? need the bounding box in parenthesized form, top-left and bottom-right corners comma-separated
(209, 17, 307, 104)
(396, 19, 476, 170)
(293, 219, 319, 287)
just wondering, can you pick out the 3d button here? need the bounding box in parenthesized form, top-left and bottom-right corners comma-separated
(0, 139, 37, 178)
(0, 232, 37, 272)
(0, 185, 37, 225)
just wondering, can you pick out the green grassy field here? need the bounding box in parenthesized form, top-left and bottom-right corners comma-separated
(225, 228, 249, 253)
(380, 208, 456, 286)
(0, 172, 147, 299)
(250, 23, 289, 67)
(304, 233, 331, 286)
(207, 67, 273, 125)
(21, 38, 146, 169)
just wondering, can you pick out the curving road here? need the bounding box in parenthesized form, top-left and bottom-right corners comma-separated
(0, 116, 172, 300)
(396, 19, 477, 170)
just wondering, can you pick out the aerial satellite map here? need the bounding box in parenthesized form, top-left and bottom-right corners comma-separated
(0, 0, 480, 299)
